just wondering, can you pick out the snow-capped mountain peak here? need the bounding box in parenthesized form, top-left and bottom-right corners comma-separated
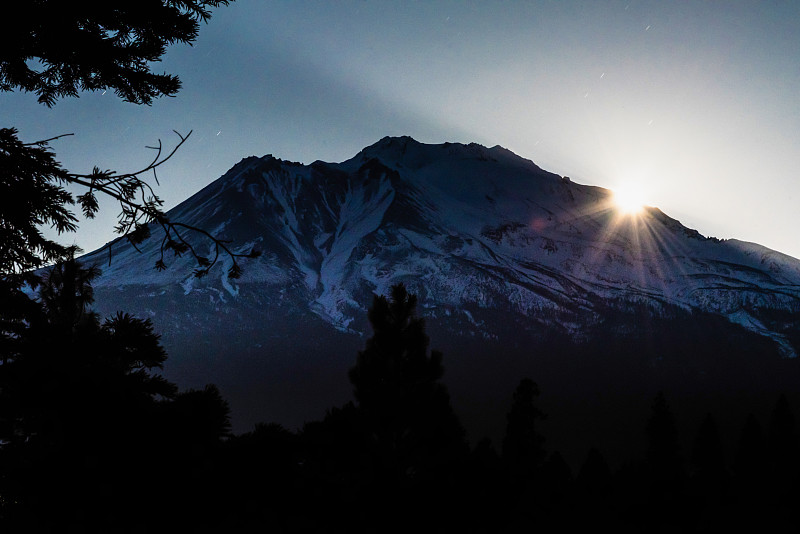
(83, 136, 800, 356)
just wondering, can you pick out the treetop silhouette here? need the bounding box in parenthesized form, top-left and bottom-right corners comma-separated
(348, 283, 466, 482)
(0, 129, 78, 277)
(0, 1, 232, 106)
(350, 284, 445, 411)
(502, 377, 546, 482)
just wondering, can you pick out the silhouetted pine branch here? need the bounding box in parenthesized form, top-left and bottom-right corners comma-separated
(61, 130, 260, 278)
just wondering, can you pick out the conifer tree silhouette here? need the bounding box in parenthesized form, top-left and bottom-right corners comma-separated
(157, 384, 232, 531)
(646, 391, 681, 483)
(348, 284, 467, 529)
(0, 130, 79, 277)
(539, 451, 573, 508)
(688, 413, 728, 519)
(1, 256, 174, 447)
(574, 447, 614, 528)
(1, 2, 232, 106)
(349, 284, 466, 480)
(691, 414, 726, 479)
(502, 378, 546, 482)
(644, 391, 684, 527)
(500, 378, 548, 530)
(167, 384, 232, 444)
(0, 257, 182, 531)
(36, 248, 99, 328)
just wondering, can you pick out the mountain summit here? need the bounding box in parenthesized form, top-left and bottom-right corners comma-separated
(84, 136, 800, 444)
(88, 136, 800, 347)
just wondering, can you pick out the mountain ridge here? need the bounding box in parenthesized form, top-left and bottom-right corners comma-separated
(79, 136, 800, 445)
(84, 136, 800, 347)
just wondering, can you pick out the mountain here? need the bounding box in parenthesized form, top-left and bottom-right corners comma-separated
(84, 136, 800, 464)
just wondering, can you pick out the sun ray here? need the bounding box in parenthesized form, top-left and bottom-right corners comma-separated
(544, 181, 717, 316)
(612, 185, 647, 215)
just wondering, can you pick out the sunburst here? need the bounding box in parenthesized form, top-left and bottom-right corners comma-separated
(612, 184, 647, 215)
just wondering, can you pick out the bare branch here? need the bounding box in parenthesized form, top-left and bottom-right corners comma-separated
(61, 130, 259, 277)
(22, 133, 76, 146)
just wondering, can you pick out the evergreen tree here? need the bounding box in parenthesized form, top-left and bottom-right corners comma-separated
(157, 384, 232, 531)
(644, 391, 684, 526)
(688, 413, 728, 519)
(166, 384, 232, 445)
(691, 414, 726, 479)
(0, 130, 77, 276)
(538, 451, 573, 510)
(1, 2, 232, 106)
(502, 377, 546, 481)
(500, 378, 547, 530)
(348, 284, 467, 529)
(0, 257, 173, 447)
(0, 257, 227, 531)
(576, 447, 612, 496)
(349, 284, 466, 480)
(646, 391, 681, 483)
(0, 277, 40, 365)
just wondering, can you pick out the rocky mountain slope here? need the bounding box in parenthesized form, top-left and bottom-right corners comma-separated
(83, 136, 800, 455)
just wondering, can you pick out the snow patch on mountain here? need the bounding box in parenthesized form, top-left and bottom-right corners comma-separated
(81, 136, 800, 356)
(313, 173, 396, 329)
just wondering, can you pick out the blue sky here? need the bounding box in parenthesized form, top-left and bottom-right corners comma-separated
(4, 1, 800, 259)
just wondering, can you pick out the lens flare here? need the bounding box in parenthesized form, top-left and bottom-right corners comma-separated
(613, 185, 647, 215)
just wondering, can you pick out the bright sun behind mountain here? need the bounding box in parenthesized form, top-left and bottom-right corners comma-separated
(612, 184, 647, 215)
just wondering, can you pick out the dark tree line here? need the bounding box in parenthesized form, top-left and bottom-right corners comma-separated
(0, 258, 231, 532)
(216, 288, 800, 533)
(3, 267, 800, 532)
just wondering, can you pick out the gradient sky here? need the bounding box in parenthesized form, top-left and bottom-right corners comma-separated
(4, 1, 800, 259)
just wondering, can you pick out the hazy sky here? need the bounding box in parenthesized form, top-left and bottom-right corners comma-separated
(4, 1, 800, 259)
